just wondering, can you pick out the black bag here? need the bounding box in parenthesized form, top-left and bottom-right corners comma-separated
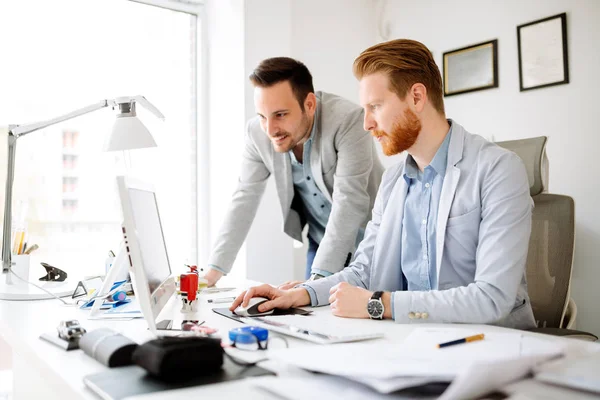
(132, 337, 224, 382)
(79, 328, 138, 367)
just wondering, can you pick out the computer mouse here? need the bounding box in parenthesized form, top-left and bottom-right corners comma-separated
(233, 297, 274, 317)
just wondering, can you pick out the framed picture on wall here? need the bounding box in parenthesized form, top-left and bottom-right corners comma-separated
(517, 13, 569, 91)
(442, 39, 498, 97)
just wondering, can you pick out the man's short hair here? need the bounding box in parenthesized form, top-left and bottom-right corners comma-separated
(353, 39, 445, 114)
(249, 57, 315, 111)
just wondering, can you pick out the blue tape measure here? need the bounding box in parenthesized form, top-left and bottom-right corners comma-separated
(228, 326, 269, 350)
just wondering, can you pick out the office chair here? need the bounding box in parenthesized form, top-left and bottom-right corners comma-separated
(496, 137, 597, 341)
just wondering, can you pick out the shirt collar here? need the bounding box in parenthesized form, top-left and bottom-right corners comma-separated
(429, 122, 452, 177)
(403, 121, 453, 183)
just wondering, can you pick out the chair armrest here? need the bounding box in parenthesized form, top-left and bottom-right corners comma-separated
(527, 327, 598, 342)
(564, 298, 577, 329)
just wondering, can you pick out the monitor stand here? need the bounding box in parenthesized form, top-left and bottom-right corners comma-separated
(89, 240, 130, 317)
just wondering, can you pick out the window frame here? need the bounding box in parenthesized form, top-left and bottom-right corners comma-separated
(127, 0, 209, 266)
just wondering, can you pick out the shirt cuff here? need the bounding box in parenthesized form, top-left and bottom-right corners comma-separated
(311, 268, 333, 277)
(298, 284, 318, 307)
(391, 292, 396, 320)
(207, 264, 227, 275)
(392, 290, 422, 323)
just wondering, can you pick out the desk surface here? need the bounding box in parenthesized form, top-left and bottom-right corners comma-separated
(1, 278, 598, 400)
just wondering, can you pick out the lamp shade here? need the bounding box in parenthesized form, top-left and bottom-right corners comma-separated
(104, 115, 157, 152)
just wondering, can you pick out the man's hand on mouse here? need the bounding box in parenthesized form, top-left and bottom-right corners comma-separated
(230, 284, 311, 313)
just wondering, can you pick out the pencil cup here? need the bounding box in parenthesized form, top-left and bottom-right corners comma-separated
(11, 255, 31, 280)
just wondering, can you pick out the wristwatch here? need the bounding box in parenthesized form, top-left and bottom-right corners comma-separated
(367, 291, 384, 320)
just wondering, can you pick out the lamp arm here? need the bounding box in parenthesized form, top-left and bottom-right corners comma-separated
(2, 99, 117, 273)
(10, 100, 116, 138)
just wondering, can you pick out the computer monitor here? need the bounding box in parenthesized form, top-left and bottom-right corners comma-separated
(116, 176, 176, 335)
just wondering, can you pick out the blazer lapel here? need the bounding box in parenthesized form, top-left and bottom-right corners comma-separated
(309, 99, 333, 203)
(435, 123, 465, 281)
(370, 170, 409, 291)
(273, 149, 294, 218)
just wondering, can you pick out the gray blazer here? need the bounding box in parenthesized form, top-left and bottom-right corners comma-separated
(208, 91, 384, 275)
(304, 121, 537, 329)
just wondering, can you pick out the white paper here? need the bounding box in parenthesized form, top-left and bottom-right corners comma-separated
(268, 327, 564, 397)
(402, 327, 523, 360)
(251, 314, 384, 344)
(440, 354, 561, 400)
(251, 375, 435, 400)
(269, 341, 455, 379)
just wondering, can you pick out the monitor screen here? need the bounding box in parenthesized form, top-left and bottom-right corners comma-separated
(128, 188, 171, 294)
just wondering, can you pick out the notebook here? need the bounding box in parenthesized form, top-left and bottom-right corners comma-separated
(83, 357, 273, 400)
(213, 308, 384, 345)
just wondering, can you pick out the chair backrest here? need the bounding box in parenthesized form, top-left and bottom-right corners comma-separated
(526, 193, 574, 328)
(496, 136, 573, 328)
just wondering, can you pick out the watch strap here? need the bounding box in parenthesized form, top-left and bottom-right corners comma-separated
(371, 291, 383, 301)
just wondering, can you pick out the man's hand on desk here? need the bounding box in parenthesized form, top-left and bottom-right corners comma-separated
(230, 284, 311, 313)
(277, 280, 305, 290)
(328, 282, 393, 319)
(204, 269, 223, 287)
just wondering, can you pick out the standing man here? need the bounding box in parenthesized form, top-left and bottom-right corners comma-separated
(205, 57, 383, 287)
(231, 40, 537, 330)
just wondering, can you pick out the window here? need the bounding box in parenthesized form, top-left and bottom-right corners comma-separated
(0, 0, 203, 277)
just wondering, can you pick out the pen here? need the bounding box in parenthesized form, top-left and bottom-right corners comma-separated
(208, 297, 236, 304)
(437, 333, 485, 348)
(24, 244, 39, 255)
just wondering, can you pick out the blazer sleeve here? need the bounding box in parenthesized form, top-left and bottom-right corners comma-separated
(392, 152, 532, 324)
(301, 166, 392, 306)
(310, 109, 376, 275)
(207, 124, 270, 274)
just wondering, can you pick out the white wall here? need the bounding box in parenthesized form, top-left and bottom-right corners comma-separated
(379, 0, 600, 335)
(243, 0, 296, 285)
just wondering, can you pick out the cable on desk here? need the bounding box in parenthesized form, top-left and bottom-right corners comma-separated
(223, 351, 264, 367)
(9, 269, 68, 305)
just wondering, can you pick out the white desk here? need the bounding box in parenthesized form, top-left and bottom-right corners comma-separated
(0, 279, 598, 400)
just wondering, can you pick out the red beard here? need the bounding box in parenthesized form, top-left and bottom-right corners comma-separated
(372, 109, 422, 156)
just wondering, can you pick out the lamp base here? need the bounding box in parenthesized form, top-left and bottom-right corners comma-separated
(0, 272, 74, 300)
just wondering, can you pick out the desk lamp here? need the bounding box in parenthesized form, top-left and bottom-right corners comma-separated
(1, 96, 164, 300)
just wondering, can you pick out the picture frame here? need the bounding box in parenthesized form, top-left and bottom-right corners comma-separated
(442, 39, 498, 97)
(517, 13, 569, 91)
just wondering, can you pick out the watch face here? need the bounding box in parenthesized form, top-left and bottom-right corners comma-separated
(368, 300, 383, 318)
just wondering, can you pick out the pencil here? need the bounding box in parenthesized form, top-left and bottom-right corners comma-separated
(24, 244, 39, 255)
(437, 333, 485, 348)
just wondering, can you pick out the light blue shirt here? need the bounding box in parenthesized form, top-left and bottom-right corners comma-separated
(289, 137, 331, 246)
(290, 106, 363, 278)
(390, 125, 452, 318)
(304, 125, 453, 307)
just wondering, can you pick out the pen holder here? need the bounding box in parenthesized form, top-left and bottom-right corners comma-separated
(11, 254, 30, 280)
